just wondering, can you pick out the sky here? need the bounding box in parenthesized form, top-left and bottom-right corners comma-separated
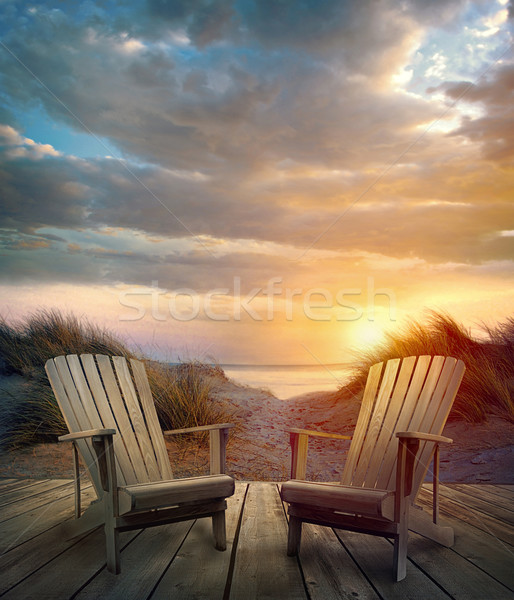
(0, 0, 513, 365)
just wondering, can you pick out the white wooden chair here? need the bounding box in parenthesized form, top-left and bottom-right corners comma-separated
(45, 354, 235, 574)
(281, 355, 466, 581)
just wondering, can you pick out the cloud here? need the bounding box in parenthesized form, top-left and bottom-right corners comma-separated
(0, 0, 512, 300)
(0, 108, 513, 293)
(435, 65, 514, 161)
(0, 0, 435, 177)
(0, 124, 61, 159)
(0, 124, 24, 146)
(146, 0, 236, 47)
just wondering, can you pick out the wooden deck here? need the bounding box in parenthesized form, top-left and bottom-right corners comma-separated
(0, 478, 513, 599)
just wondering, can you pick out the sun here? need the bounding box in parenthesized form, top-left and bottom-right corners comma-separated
(353, 322, 385, 348)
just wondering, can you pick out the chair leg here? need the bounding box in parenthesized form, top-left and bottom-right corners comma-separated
(287, 516, 302, 556)
(212, 511, 227, 551)
(105, 524, 120, 574)
(393, 520, 408, 581)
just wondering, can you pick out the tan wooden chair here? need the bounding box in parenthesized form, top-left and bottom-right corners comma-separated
(45, 354, 235, 574)
(281, 355, 466, 581)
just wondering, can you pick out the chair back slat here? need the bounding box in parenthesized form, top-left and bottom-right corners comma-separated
(94, 356, 152, 483)
(65, 355, 126, 487)
(383, 356, 446, 490)
(131, 359, 173, 480)
(111, 357, 163, 482)
(405, 356, 446, 432)
(66, 355, 102, 426)
(375, 355, 433, 489)
(46, 354, 175, 488)
(410, 358, 465, 499)
(341, 361, 383, 485)
(46, 357, 102, 493)
(80, 354, 137, 485)
(363, 356, 416, 488)
(96, 356, 150, 482)
(351, 359, 401, 487)
(341, 356, 465, 499)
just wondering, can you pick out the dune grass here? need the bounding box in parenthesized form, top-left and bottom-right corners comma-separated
(0, 309, 227, 448)
(148, 361, 228, 433)
(346, 311, 514, 423)
(0, 309, 133, 379)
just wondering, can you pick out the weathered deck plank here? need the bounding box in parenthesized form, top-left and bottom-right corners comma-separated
(437, 483, 514, 524)
(486, 485, 514, 500)
(298, 524, 381, 599)
(228, 481, 307, 599)
(2, 528, 140, 599)
(0, 518, 93, 595)
(449, 483, 514, 513)
(0, 479, 512, 600)
(406, 531, 513, 599)
(74, 522, 193, 600)
(0, 479, 73, 507)
(418, 487, 514, 546)
(151, 483, 248, 599)
(425, 504, 514, 590)
(0, 479, 49, 493)
(0, 478, 19, 488)
(0, 480, 79, 522)
(336, 530, 451, 599)
(496, 484, 514, 492)
(0, 485, 95, 555)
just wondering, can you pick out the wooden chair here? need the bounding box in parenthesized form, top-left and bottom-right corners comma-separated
(45, 354, 235, 574)
(281, 355, 466, 581)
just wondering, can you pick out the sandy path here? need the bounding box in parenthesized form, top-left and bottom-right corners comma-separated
(208, 377, 514, 483)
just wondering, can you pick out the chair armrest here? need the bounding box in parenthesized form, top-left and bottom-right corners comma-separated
(288, 427, 352, 441)
(397, 431, 451, 525)
(163, 423, 234, 436)
(164, 423, 234, 475)
(59, 429, 117, 496)
(395, 431, 452, 511)
(396, 431, 452, 444)
(58, 429, 116, 515)
(289, 428, 352, 480)
(58, 428, 116, 442)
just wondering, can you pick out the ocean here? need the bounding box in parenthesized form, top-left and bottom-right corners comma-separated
(220, 363, 353, 399)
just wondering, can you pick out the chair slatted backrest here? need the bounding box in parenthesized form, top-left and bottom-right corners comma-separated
(45, 354, 173, 496)
(340, 356, 466, 500)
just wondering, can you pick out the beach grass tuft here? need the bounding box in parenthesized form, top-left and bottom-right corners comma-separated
(346, 310, 514, 423)
(0, 309, 227, 447)
(148, 361, 228, 445)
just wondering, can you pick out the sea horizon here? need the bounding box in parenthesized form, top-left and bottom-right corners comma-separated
(219, 362, 354, 399)
(167, 361, 355, 399)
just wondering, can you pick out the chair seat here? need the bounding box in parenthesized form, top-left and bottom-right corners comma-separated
(281, 480, 395, 521)
(118, 474, 235, 515)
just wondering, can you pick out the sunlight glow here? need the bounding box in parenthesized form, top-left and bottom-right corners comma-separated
(352, 323, 385, 349)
